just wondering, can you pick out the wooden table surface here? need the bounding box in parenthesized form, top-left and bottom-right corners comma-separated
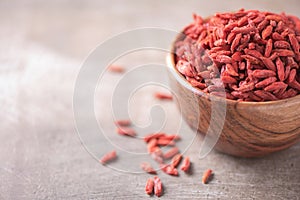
(0, 0, 299, 199)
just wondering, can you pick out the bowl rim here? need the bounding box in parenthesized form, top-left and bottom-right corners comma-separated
(167, 33, 300, 106)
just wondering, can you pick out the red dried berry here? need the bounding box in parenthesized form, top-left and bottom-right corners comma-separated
(144, 133, 166, 143)
(154, 92, 173, 100)
(180, 156, 191, 172)
(99, 150, 117, 164)
(153, 176, 163, 197)
(116, 127, 136, 137)
(202, 169, 213, 184)
(156, 138, 176, 146)
(145, 178, 154, 195)
(114, 119, 131, 126)
(171, 154, 182, 168)
(140, 162, 157, 174)
(163, 147, 179, 159)
(108, 65, 125, 73)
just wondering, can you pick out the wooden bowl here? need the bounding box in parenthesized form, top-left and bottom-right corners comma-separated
(167, 36, 300, 158)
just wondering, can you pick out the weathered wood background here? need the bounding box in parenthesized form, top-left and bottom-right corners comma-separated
(0, 0, 299, 199)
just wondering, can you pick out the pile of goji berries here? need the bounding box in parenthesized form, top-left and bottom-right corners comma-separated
(175, 9, 300, 101)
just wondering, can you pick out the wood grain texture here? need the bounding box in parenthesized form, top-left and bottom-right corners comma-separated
(0, 0, 300, 199)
